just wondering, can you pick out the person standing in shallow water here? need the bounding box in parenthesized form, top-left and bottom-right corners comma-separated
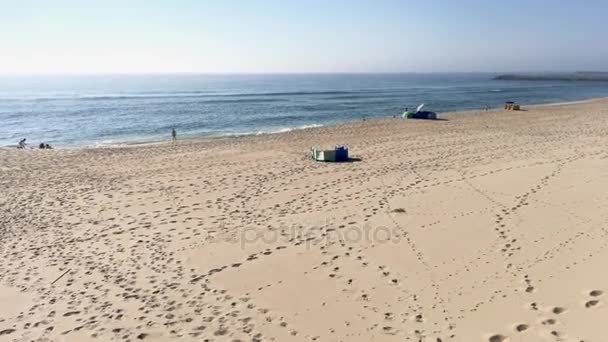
(171, 128, 177, 142)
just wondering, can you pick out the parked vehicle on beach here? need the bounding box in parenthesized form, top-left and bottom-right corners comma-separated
(403, 104, 437, 120)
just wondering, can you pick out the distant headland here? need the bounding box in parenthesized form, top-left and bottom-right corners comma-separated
(494, 72, 608, 81)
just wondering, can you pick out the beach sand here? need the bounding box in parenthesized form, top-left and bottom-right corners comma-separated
(2, 98, 608, 341)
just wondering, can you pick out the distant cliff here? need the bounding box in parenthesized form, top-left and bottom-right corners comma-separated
(494, 72, 608, 81)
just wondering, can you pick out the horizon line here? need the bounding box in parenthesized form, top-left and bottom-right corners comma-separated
(0, 70, 601, 77)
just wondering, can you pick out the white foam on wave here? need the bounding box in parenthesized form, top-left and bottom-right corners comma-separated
(256, 124, 324, 135)
(79, 124, 325, 148)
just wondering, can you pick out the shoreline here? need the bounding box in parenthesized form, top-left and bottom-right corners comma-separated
(8, 95, 603, 151)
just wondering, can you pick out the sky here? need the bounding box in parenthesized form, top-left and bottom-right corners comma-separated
(1, 0, 607, 74)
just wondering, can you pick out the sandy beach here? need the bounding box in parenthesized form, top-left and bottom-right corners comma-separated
(2, 98, 608, 342)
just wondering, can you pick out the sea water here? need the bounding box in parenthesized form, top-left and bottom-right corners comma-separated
(1, 73, 608, 147)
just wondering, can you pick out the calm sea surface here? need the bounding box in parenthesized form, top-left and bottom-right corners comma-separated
(2, 73, 608, 147)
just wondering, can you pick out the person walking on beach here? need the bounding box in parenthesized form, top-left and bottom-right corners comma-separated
(171, 128, 177, 142)
(18, 138, 27, 149)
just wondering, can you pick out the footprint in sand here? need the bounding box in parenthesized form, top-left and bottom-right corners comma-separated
(541, 318, 556, 325)
(382, 326, 397, 335)
(63, 311, 81, 317)
(551, 307, 566, 315)
(488, 334, 508, 342)
(514, 324, 529, 332)
(589, 290, 603, 297)
(585, 300, 599, 308)
(0, 329, 16, 336)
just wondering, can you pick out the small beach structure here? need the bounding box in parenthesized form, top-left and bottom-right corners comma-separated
(504, 101, 521, 110)
(403, 104, 438, 120)
(311, 145, 349, 162)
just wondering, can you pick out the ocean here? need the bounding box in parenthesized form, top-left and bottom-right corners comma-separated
(2, 73, 608, 147)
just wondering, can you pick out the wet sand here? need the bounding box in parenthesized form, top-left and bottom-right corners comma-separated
(2, 98, 608, 341)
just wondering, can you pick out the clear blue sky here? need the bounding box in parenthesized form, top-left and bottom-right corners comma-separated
(1, 0, 607, 74)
